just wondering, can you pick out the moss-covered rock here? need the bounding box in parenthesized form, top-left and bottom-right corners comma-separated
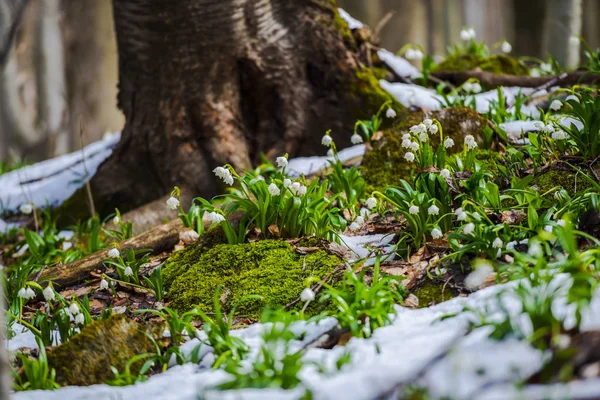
(362, 107, 489, 192)
(433, 54, 529, 75)
(475, 149, 504, 177)
(412, 280, 455, 308)
(167, 240, 341, 318)
(48, 315, 153, 386)
(532, 168, 593, 196)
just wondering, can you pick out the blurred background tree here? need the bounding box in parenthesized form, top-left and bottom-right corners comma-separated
(0, 0, 599, 162)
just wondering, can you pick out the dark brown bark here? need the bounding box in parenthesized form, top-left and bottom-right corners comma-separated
(86, 0, 393, 215)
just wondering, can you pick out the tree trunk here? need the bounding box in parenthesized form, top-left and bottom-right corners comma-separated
(86, 0, 394, 214)
(542, 0, 582, 69)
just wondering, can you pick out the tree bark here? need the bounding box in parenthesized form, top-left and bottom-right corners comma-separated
(542, 0, 582, 69)
(86, 0, 394, 215)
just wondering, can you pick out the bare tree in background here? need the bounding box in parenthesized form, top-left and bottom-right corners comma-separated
(543, 0, 582, 68)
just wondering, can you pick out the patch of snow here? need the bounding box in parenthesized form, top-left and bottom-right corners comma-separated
(338, 233, 396, 265)
(0, 132, 120, 213)
(377, 49, 421, 80)
(287, 145, 365, 177)
(380, 81, 443, 110)
(337, 8, 363, 30)
(7, 323, 40, 351)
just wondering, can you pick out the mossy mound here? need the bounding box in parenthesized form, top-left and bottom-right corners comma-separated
(475, 149, 504, 177)
(48, 315, 153, 386)
(362, 107, 489, 192)
(412, 280, 455, 308)
(433, 54, 529, 75)
(167, 240, 342, 317)
(162, 227, 227, 287)
(532, 168, 594, 196)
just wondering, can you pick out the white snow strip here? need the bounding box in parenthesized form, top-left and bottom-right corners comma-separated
(338, 233, 396, 265)
(337, 8, 364, 30)
(377, 49, 421, 80)
(0, 132, 120, 213)
(380, 81, 443, 110)
(286, 145, 365, 177)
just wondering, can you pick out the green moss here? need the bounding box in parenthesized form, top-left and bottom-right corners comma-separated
(412, 280, 455, 308)
(362, 107, 488, 192)
(475, 149, 503, 176)
(532, 168, 593, 196)
(344, 68, 402, 120)
(433, 54, 529, 75)
(162, 226, 227, 287)
(332, 5, 354, 44)
(48, 315, 153, 386)
(167, 240, 341, 318)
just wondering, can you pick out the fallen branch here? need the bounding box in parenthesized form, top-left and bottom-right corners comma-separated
(40, 219, 184, 288)
(431, 70, 600, 88)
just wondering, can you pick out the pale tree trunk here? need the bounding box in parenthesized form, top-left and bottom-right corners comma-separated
(0, 285, 10, 399)
(84, 0, 394, 215)
(543, 0, 582, 69)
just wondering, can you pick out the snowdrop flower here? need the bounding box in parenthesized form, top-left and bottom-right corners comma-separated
(552, 131, 567, 140)
(20, 203, 33, 215)
(542, 123, 555, 134)
(207, 211, 226, 224)
(409, 205, 419, 215)
(213, 166, 234, 186)
(506, 241, 517, 251)
(166, 196, 180, 210)
(565, 94, 579, 103)
(100, 279, 109, 290)
(124, 266, 134, 277)
(454, 207, 462, 215)
(431, 228, 443, 240)
(423, 119, 433, 128)
(410, 142, 420, 152)
(530, 69, 541, 77)
(321, 134, 333, 146)
(544, 225, 553, 233)
(429, 124, 439, 134)
(283, 179, 292, 188)
(533, 121, 545, 130)
(366, 197, 377, 209)
(410, 123, 427, 136)
(457, 211, 467, 221)
(419, 132, 427, 142)
(355, 216, 365, 226)
(460, 27, 476, 41)
(351, 133, 363, 144)
(501, 41, 512, 53)
(440, 169, 451, 179)
(492, 237, 503, 249)
(297, 185, 307, 196)
(402, 138, 412, 149)
(428, 205, 440, 215)
(113, 216, 120, 225)
(462, 82, 473, 93)
(75, 313, 85, 325)
(386, 108, 397, 119)
(404, 152, 415, 162)
(43, 286, 55, 302)
(276, 156, 288, 169)
(402, 133, 411, 141)
(472, 82, 482, 94)
(444, 137, 455, 148)
(69, 303, 80, 315)
(528, 241, 543, 257)
(472, 212, 481, 221)
(268, 183, 280, 196)
(550, 100, 562, 111)
(327, 149, 334, 158)
(300, 288, 315, 302)
(465, 262, 494, 290)
(464, 135, 478, 150)
(108, 248, 120, 259)
(405, 49, 423, 60)
(18, 288, 28, 299)
(463, 223, 475, 235)
(569, 36, 580, 46)
(557, 219, 566, 227)
(349, 222, 361, 231)
(540, 63, 552, 73)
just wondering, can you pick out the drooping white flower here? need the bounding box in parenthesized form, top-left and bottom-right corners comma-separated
(569, 36, 580, 46)
(404, 152, 415, 162)
(544, 225, 553, 233)
(366, 197, 377, 209)
(207, 211, 226, 224)
(405, 49, 423, 60)
(464, 135, 478, 150)
(531, 69, 541, 77)
(17, 288, 28, 299)
(463, 223, 475, 235)
(69, 303, 80, 315)
(75, 313, 85, 325)
(297, 185, 307, 196)
(402, 138, 412, 149)
(457, 212, 467, 221)
(166, 196, 180, 210)
(351, 133, 363, 144)
(533, 121, 545, 130)
(440, 169, 451, 179)
(386, 108, 397, 119)
(20, 203, 33, 215)
(528, 241, 543, 257)
(409, 205, 419, 215)
(557, 219, 566, 227)
(550, 100, 562, 111)
(283, 179, 292, 188)
(100, 279, 109, 290)
(43, 286, 55, 302)
(268, 183, 281, 196)
(113, 216, 120, 225)
(506, 241, 517, 251)
(327, 149, 335, 158)
(213, 166, 234, 186)
(429, 124, 439, 134)
(107, 248, 120, 259)
(256, 175, 265, 181)
(431, 228, 443, 240)
(423, 119, 433, 128)
(276, 156, 288, 169)
(492, 237, 503, 249)
(428, 205, 440, 215)
(552, 131, 567, 140)
(463, 82, 474, 93)
(542, 123, 555, 134)
(460, 28, 476, 41)
(472, 212, 481, 221)
(565, 94, 579, 103)
(355, 216, 365, 226)
(349, 222, 361, 231)
(501, 41, 512, 53)
(410, 142, 420, 152)
(540, 63, 552, 73)
(321, 135, 333, 146)
(472, 83, 482, 94)
(465, 262, 494, 290)
(124, 266, 133, 276)
(419, 132, 427, 142)
(300, 288, 315, 302)
(402, 133, 411, 141)
(444, 137, 455, 148)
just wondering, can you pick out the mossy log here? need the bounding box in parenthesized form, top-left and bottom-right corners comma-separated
(432, 70, 600, 88)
